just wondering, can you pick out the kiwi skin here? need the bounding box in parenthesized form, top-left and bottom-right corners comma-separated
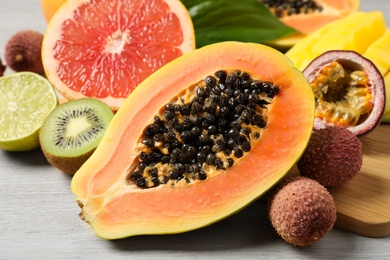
(39, 98, 114, 175)
(42, 148, 95, 175)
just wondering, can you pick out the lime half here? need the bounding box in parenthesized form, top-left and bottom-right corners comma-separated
(0, 72, 58, 151)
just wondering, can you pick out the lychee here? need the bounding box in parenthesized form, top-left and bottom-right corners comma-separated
(268, 176, 337, 246)
(5, 30, 44, 74)
(297, 126, 363, 187)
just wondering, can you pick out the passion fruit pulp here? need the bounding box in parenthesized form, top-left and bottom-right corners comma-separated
(303, 50, 385, 136)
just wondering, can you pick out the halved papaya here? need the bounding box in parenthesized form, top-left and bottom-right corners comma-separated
(262, 0, 360, 35)
(70, 41, 315, 239)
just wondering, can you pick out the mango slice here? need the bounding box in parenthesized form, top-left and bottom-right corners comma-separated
(286, 11, 387, 71)
(364, 30, 390, 76)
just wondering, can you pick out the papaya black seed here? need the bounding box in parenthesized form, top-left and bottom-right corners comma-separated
(168, 117, 179, 128)
(191, 102, 203, 114)
(197, 152, 206, 163)
(227, 138, 237, 149)
(174, 163, 185, 174)
(151, 176, 160, 187)
(241, 127, 251, 136)
(204, 85, 212, 95)
(191, 115, 203, 125)
(241, 141, 251, 152)
(149, 167, 158, 177)
(193, 96, 205, 105)
(136, 178, 147, 188)
(171, 148, 181, 159)
(138, 163, 147, 171)
(153, 133, 164, 142)
(198, 171, 208, 181)
(212, 144, 221, 153)
(215, 158, 224, 169)
(226, 158, 234, 167)
(227, 128, 240, 138)
(180, 130, 192, 142)
(181, 104, 191, 115)
(142, 138, 154, 147)
(178, 154, 188, 164)
(205, 112, 216, 123)
(161, 176, 169, 184)
(191, 126, 202, 137)
(215, 70, 227, 83)
(258, 99, 270, 108)
(220, 106, 230, 117)
(225, 74, 236, 88)
(241, 72, 250, 80)
(216, 139, 226, 149)
(139, 151, 148, 162)
(205, 102, 217, 113)
(207, 125, 218, 135)
(234, 148, 244, 158)
(185, 146, 197, 158)
(205, 75, 217, 87)
(199, 133, 210, 143)
(161, 155, 170, 164)
(165, 103, 174, 112)
(168, 170, 179, 180)
(131, 69, 279, 188)
(130, 171, 143, 182)
(224, 87, 234, 96)
(248, 94, 259, 104)
(196, 87, 206, 98)
(206, 153, 216, 165)
(260, 0, 323, 18)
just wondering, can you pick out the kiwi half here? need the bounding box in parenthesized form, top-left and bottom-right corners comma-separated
(40, 98, 114, 175)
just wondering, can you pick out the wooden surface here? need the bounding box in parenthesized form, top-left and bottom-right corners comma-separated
(1, 1, 390, 259)
(290, 125, 390, 238)
(332, 125, 390, 238)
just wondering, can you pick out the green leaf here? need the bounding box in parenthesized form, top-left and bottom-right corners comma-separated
(181, 0, 296, 48)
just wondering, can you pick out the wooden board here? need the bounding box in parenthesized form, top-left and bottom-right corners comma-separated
(293, 124, 390, 238)
(332, 124, 390, 237)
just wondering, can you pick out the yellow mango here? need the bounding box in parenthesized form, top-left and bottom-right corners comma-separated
(286, 11, 387, 71)
(364, 30, 390, 76)
(363, 31, 390, 123)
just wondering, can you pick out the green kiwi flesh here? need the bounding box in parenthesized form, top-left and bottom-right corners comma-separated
(39, 98, 114, 175)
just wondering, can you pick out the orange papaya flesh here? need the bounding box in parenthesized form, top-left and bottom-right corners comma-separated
(70, 41, 315, 239)
(262, 0, 360, 35)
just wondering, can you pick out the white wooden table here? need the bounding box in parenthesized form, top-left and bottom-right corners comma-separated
(1, 1, 389, 259)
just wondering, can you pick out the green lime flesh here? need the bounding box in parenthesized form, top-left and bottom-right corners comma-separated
(0, 72, 58, 151)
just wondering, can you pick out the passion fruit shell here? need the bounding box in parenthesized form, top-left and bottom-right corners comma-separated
(0, 57, 5, 76)
(303, 50, 385, 136)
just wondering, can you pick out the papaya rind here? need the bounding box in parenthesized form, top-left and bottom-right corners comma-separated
(71, 41, 315, 239)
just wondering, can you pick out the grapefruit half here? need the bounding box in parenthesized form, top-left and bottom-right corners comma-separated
(42, 0, 195, 111)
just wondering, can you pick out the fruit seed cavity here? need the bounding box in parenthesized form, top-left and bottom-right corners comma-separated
(128, 69, 280, 189)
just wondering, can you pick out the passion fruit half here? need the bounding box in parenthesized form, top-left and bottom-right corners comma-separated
(303, 50, 385, 136)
